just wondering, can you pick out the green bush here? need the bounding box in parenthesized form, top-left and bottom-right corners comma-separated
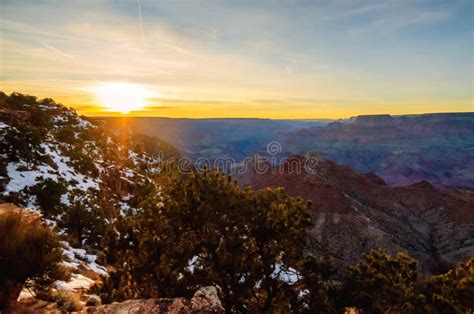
(101, 169, 313, 312)
(58, 191, 107, 248)
(341, 249, 418, 312)
(407, 258, 474, 313)
(291, 254, 338, 313)
(340, 249, 474, 313)
(54, 127, 77, 145)
(30, 178, 67, 217)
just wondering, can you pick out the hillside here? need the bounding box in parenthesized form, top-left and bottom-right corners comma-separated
(0, 92, 164, 222)
(239, 154, 474, 274)
(0, 92, 166, 303)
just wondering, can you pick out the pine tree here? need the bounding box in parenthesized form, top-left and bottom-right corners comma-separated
(341, 249, 418, 312)
(100, 169, 313, 312)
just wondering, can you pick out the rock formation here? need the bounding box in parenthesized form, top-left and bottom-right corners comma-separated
(240, 155, 474, 274)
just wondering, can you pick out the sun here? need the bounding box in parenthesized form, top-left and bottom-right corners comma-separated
(97, 83, 148, 113)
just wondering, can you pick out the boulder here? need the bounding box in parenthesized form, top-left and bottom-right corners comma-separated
(86, 287, 224, 313)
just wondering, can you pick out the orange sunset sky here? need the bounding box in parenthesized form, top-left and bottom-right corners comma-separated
(1, 1, 472, 118)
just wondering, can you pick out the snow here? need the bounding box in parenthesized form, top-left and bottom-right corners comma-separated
(17, 289, 35, 301)
(298, 289, 309, 299)
(119, 201, 131, 215)
(38, 104, 58, 110)
(20, 266, 98, 298)
(5, 161, 56, 193)
(17, 241, 106, 299)
(3, 137, 101, 209)
(271, 264, 300, 285)
(55, 274, 95, 291)
(122, 168, 135, 178)
(0, 121, 9, 129)
(60, 194, 71, 206)
(41, 143, 99, 190)
(55, 280, 74, 291)
(62, 242, 107, 276)
(187, 255, 199, 273)
(52, 115, 68, 124)
(76, 118, 94, 129)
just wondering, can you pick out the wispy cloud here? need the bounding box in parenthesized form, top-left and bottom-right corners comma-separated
(136, 0, 145, 44)
(41, 42, 74, 59)
(0, 0, 471, 118)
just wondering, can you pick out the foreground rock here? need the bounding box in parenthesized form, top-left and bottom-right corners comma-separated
(13, 287, 224, 313)
(87, 287, 223, 313)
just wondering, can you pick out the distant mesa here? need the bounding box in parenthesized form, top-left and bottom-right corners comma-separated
(354, 114, 394, 126)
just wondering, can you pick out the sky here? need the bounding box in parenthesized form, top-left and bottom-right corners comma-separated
(0, 0, 472, 118)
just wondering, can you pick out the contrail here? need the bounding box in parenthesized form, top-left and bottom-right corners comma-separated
(42, 42, 74, 59)
(136, 0, 145, 44)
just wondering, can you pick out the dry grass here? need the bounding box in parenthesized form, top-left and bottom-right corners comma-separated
(55, 291, 84, 312)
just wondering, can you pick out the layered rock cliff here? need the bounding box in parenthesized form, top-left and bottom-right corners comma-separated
(240, 155, 474, 274)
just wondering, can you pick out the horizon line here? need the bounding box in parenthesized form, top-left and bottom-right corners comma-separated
(86, 111, 474, 121)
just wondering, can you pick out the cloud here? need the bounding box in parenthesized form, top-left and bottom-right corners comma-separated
(41, 42, 74, 59)
(0, 0, 471, 118)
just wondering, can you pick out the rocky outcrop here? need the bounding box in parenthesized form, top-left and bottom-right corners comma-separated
(240, 155, 474, 274)
(86, 287, 224, 313)
(190, 287, 222, 312)
(13, 287, 224, 313)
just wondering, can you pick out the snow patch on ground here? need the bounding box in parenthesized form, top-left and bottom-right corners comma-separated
(187, 255, 199, 273)
(17, 289, 35, 301)
(42, 143, 100, 190)
(76, 118, 95, 129)
(3, 136, 101, 209)
(271, 264, 300, 285)
(55, 274, 95, 291)
(5, 161, 56, 193)
(55, 280, 74, 292)
(5, 146, 96, 193)
(62, 242, 107, 276)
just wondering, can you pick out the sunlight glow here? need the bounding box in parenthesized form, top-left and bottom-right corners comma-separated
(97, 83, 149, 113)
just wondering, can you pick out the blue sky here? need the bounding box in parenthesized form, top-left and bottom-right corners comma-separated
(1, 0, 472, 118)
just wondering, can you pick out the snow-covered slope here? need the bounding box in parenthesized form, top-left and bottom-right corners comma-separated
(1, 94, 160, 216)
(0, 92, 163, 295)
